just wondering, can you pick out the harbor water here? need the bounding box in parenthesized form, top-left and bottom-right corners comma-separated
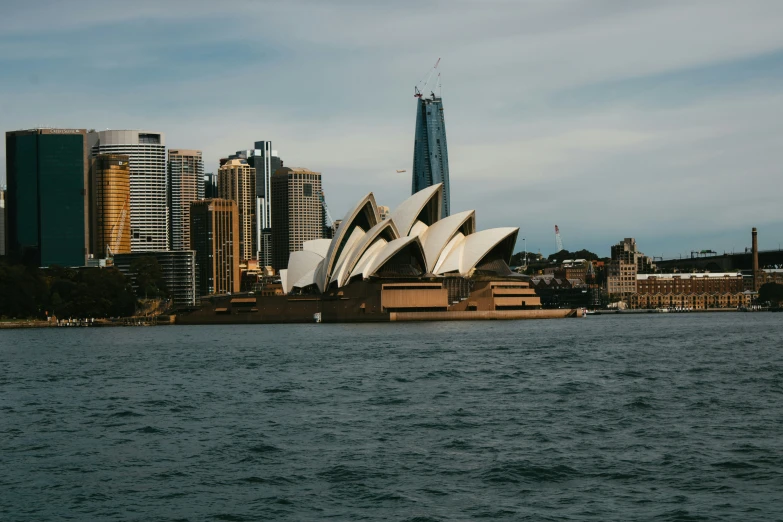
(1, 314, 782, 520)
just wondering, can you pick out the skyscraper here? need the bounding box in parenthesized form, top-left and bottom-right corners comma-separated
(91, 154, 131, 258)
(412, 94, 451, 217)
(168, 149, 204, 251)
(5, 128, 88, 267)
(0, 186, 6, 257)
(271, 167, 323, 270)
(190, 199, 240, 296)
(88, 130, 167, 251)
(230, 141, 283, 266)
(203, 173, 217, 199)
(218, 159, 256, 261)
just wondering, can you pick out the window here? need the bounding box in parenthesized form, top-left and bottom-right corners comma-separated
(303, 183, 313, 197)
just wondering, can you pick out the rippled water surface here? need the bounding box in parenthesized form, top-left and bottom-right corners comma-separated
(1, 314, 782, 521)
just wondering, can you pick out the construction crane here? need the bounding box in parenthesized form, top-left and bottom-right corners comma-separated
(555, 225, 564, 253)
(106, 195, 129, 258)
(319, 190, 334, 229)
(414, 58, 441, 99)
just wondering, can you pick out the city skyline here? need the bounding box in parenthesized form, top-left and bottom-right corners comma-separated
(1, 1, 783, 258)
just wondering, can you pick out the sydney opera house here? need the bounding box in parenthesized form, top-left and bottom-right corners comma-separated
(179, 184, 581, 323)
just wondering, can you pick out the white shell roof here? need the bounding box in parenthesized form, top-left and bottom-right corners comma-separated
(329, 226, 368, 287)
(348, 239, 389, 282)
(420, 210, 475, 273)
(303, 239, 332, 258)
(365, 236, 425, 278)
(321, 193, 378, 290)
(336, 219, 400, 287)
(389, 183, 442, 236)
(435, 227, 519, 276)
(282, 184, 520, 293)
(286, 250, 325, 293)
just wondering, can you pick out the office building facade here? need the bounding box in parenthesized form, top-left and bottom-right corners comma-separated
(5, 128, 88, 267)
(271, 167, 323, 270)
(203, 173, 217, 199)
(113, 250, 196, 307)
(168, 149, 204, 252)
(91, 154, 131, 258)
(190, 199, 240, 296)
(88, 130, 167, 252)
(412, 95, 451, 217)
(218, 159, 256, 262)
(229, 141, 282, 266)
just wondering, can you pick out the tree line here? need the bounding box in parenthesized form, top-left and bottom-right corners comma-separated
(0, 256, 170, 320)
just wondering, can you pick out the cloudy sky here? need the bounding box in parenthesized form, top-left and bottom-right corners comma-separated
(1, 0, 782, 258)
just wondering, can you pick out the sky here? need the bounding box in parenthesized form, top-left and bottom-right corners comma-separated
(1, 0, 782, 258)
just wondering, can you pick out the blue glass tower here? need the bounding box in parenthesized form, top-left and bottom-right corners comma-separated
(412, 95, 450, 217)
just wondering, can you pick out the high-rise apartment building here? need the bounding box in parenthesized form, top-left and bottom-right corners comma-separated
(5, 128, 88, 267)
(218, 159, 256, 261)
(377, 205, 390, 221)
(412, 94, 451, 217)
(88, 130, 167, 252)
(190, 199, 240, 296)
(270, 167, 323, 270)
(0, 186, 6, 257)
(168, 149, 204, 251)
(91, 154, 131, 258)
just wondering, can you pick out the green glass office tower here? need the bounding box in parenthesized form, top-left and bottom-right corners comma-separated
(5, 129, 88, 267)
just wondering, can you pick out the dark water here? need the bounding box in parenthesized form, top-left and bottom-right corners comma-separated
(1, 314, 782, 521)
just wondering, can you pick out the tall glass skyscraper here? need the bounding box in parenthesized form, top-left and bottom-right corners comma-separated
(5, 128, 88, 267)
(412, 95, 450, 217)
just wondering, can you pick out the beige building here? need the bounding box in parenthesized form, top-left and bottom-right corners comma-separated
(218, 159, 256, 262)
(631, 292, 751, 310)
(611, 237, 654, 272)
(168, 149, 204, 251)
(270, 167, 323, 270)
(377, 205, 390, 221)
(190, 199, 240, 296)
(631, 272, 750, 310)
(606, 260, 637, 299)
(90, 154, 131, 258)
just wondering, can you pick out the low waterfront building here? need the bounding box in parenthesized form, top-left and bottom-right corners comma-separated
(630, 272, 750, 309)
(113, 250, 196, 307)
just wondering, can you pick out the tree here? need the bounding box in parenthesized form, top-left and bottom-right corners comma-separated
(758, 283, 783, 305)
(130, 257, 168, 299)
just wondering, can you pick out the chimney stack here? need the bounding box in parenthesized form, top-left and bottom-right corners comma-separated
(752, 227, 760, 290)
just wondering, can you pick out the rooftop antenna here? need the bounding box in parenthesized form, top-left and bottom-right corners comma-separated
(414, 58, 440, 99)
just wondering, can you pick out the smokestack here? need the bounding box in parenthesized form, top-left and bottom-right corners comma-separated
(752, 227, 759, 290)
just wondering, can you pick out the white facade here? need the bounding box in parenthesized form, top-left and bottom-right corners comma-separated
(168, 149, 204, 251)
(89, 130, 168, 252)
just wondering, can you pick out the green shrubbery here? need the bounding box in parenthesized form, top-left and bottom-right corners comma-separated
(0, 259, 137, 319)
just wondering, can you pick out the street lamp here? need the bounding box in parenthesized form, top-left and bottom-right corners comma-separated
(523, 238, 527, 270)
